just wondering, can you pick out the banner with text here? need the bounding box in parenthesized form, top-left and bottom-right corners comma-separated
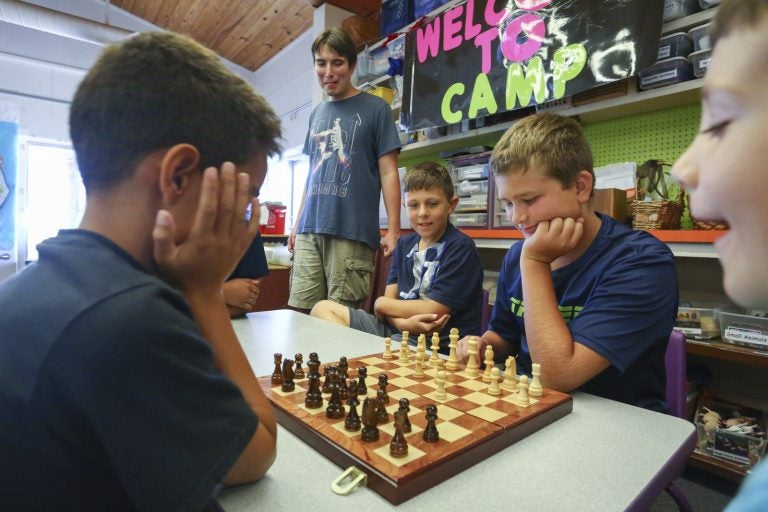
(402, 0, 664, 130)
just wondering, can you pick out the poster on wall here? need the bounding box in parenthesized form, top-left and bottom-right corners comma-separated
(0, 100, 19, 258)
(402, 0, 665, 130)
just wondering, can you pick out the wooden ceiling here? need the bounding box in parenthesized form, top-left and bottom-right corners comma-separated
(112, 0, 381, 72)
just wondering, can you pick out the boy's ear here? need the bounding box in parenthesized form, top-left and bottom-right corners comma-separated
(574, 170, 594, 203)
(158, 144, 201, 203)
(448, 195, 460, 213)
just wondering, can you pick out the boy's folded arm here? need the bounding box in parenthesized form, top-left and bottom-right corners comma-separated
(376, 295, 451, 319)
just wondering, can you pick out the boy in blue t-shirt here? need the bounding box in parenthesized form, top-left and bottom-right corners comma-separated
(311, 161, 483, 352)
(458, 113, 678, 412)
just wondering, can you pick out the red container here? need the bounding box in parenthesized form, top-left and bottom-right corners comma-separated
(261, 204, 286, 234)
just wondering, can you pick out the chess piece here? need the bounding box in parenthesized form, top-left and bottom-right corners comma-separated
(465, 336, 480, 378)
(399, 338, 410, 364)
(304, 357, 323, 409)
(344, 380, 362, 431)
(293, 353, 305, 379)
(376, 389, 389, 423)
(281, 358, 295, 392)
(357, 366, 368, 396)
(514, 375, 530, 406)
(389, 410, 409, 458)
(383, 337, 394, 359)
(338, 372, 349, 402)
(435, 370, 447, 401)
(325, 368, 345, 418)
(361, 397, 379, 442)
(423, 404, 440, 443)
(487, 367, 501, 396)
(417, 334, 427, 361)
(413, 351, 425, 379)
(398, 398, 412, 433)
(429, 332, 440, 365)
(446, 328, 459, 371)
(378, 374, 390, 404)
(501, 356, 517, 392)
(271, 353, 283, 385)
(482, 344, 495, 382)
(338, 356, 349, 381)
(529, 363, 543, 397)
(321, 365, 331, 393)
(434, 358, 446, 372)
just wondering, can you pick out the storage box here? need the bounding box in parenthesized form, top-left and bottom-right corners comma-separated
(414, 0, 451, 18)
(451, 213, 488, 227)
(369, 86, 394, 105)
(261, 203, 286, 234)
(689, 49, 712, 78)
(638, 57, 693, 91)
(719, 311, 768, 351)
(456, 164, 488, 181)
(663, 0, 700, 22)
(689, 23, 713, 52)
(657, 32, 693, 61)
(676, 305, 724, 341)
(695, 396, 767, 468)
(699, 0, 721, 9)
(456, 194, 487, 211)
(456, 179, 488, 196)
(381, 0, 414, 36)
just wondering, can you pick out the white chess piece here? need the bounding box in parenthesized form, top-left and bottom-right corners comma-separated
(446, 328, 459, 371)
(529, 362, 543, 397)
(414, 352, 425, 379)
(429, 332, 440, 365)
(488, 367, 501, 395)
(465, 336, 480, 378)
(501, 356, 517, 392)
(399, 338, 410, 364)
(435, 370, 447, 400)
(514, 375, 530, 406)
(482, 344, 494, 382)
(383, 337, 393, 359)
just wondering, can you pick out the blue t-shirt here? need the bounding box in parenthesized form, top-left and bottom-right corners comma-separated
(230, 233, 269, 280)
(299, 92, 401, 248)
(724, 458, 768, 511)
(387, 223, 483, 351)
(490, 213, 678, 411)
(0, 230, 257, 510)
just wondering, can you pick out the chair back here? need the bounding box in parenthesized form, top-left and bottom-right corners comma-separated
(481, 289, 491, 333)
(665, 329, 688, 419)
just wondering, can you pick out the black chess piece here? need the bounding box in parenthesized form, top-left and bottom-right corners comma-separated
(360, 397, 379, 442)
(398, 398, 412, 433)
(304, 357, 323, 409)
(344, 380, 361, 432)
(338, 371, 349, 402)
(389, 410, 409, 458)
(281, 358, 295, 392)
(423, 404, 440, 443)
(294, 353, 305, 379)
(338, 356, 349, 380)
(357, 367, 368, 395)
(271, 353, 283, 385)
(378, 374, 390, 404)
(321, 365, 331, 394)
(325, 367, 345, 419)
(376, 389, 389, 424)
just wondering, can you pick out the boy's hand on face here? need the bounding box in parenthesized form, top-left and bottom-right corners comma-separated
(522, 217, 584, 264)
(153, 163, 259, 296)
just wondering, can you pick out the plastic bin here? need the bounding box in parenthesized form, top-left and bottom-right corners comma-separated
(689, 49, 712, 78)
(456, 179, 488, 196)
(719, 311, 768, 351)
(663, 0, 700, 23)
(414, 0, 451, 18)
(451, 213, 488, 227)
(381, 0, 414, 36)
(456, 194, 487, 211)
(689, 23, 713, 52)
(657, 32, 693, 61)
(369, 86, 394, 105)
(695, 395, 767, 468)
(456, 164, 488, 181)
(638, 57, 692, 91)
(699, 0, 721, 9)
(676, 305, 724, 341)
(261, 203, 286, 234)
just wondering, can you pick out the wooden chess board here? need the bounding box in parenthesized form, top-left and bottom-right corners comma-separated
(258, 350, 572, 504)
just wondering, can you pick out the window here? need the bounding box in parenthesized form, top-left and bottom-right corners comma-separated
(258, 152, 309, 233)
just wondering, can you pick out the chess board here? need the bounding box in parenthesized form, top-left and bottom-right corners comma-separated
(258, 350, 572, 504)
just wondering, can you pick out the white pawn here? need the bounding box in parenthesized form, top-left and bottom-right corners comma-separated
(429, 332, 440, 366)
(417, 333, 426, 353)
(434, 358, 445, 372)
(446, 328, 460, 371)
(383, 337, 394, 359)
(435, 370, 447, 400)
(501, 356, 517, 392)
(413, 352, 425, 379)
(487, 367, 501, 396)
(514, 375, 530, 406)
(465, 336, 480, 378)
(529, 362, 543, 397)
(481, 344, 495, 382)
(399, 339, 410, 364)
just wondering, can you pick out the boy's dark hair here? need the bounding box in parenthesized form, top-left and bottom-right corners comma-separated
(404, 161, 454, 200)
(311, 27, 357, 67)
(489, 113, 594, 190)
(70, 31, 282, 192)
(711, 0, 768, 46)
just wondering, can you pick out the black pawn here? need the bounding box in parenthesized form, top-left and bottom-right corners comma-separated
(281, 358, 295, 392)
(423, 404, 439, 443)
(325, 368, 345, 419)
(304, 367, 323, 409)
(321, 365, 331, 393)
(344, 380, 361, 432)
(376, 389, 389, 424)
(378, 374, 390, 404)
(294, 353, 305, 379)
(398, 398, 412, 433)
(339, 374, 349, 402)
(389, 410, 409, 458)
(271, 352, 283, 385)
(357, 367, 368, 395)
(361, 397, 379, 442)
(338, 356, 349, 380)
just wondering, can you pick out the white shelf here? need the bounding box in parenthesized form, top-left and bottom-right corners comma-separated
(662, 8, 717, 34)
(471, 239, 717, 258)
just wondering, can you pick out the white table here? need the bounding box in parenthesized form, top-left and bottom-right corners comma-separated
(221, 310, 696, 511)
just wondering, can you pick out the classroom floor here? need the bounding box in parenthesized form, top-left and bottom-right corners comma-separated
(650, 466, 740, 511)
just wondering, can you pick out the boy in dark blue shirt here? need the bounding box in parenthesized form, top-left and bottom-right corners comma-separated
(458, 113, 678, 412)
(311, 161, 483, 352)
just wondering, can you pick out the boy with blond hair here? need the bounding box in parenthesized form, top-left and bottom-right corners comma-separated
(312, 161, 483, 351)
(458, 112, 678, 411)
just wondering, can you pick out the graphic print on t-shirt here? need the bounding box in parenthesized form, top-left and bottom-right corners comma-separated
(306, 113, 362, 199)
(400, 242, 445, 300)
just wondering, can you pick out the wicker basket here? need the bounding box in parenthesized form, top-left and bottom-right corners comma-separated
(631, 192, 685, 230)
